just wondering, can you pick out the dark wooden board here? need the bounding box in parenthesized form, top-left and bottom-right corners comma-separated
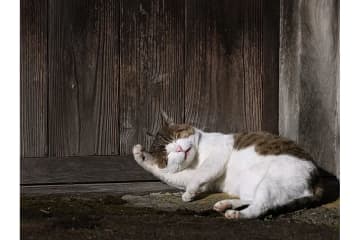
(184, 0, 279, 134)
(279, 0, 339, 177)
(21, 155, 156, 185)
(262, 0, 280, 133)
(118, 0, 185, 154)
(20, 0, 48, 157)
(48, 0, 120, 156)
(21, 182, 176, 195)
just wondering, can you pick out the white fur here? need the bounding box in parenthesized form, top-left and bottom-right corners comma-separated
(133, 128, 317, 219)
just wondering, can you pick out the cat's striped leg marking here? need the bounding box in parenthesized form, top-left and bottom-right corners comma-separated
(213, 199, 251, 212)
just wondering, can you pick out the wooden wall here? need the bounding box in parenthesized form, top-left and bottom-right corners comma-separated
(21, 0, 279, 184)
(279, 0, 340, 177)
(21, 0, 48, 158)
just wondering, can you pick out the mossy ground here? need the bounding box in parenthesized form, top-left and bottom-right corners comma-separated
(21, 193, 339, 240)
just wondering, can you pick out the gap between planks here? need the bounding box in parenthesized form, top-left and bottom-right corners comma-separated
(21, 181, 177, 196)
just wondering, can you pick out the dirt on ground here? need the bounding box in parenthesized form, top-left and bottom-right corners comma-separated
(21, 192, 339, 240)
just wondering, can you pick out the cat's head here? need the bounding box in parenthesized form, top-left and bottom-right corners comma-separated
(148, 111, 199, 173)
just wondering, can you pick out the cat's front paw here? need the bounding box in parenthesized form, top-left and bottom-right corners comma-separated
(182, 191, 196, 202)
(133, 144, 145, 164)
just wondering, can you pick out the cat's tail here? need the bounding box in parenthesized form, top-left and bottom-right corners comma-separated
(311, 167, 339, 205)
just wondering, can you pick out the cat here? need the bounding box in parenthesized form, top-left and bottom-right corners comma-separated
(132, 112, 323, 219)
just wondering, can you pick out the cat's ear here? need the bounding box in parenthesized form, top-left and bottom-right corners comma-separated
(145, 130, 155, 138)
(142, 127, 155, 138)
(160, 110, 174, 126)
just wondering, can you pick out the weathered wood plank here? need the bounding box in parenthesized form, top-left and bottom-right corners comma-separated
(21, 155, 156, 185)
(48, 0, 120, 156)
(118, 0, 185, 154)
(20, 0, 48, 157)
(262, 0, 279, 133)
(279, 0, 339, 177)
(184, 0, 279, 133)
(21, 182, 175, 195)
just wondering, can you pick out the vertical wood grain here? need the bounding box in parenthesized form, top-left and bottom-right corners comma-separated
(21, 0, 282, 184)
(20, 0, 48, 157)
(298, 0, 340, 177)
(262, 0, 280, 133)
(279, 0, 339, 177)
(118, 0, 185, 154)
(48, 0, 120, 156)
(184, 0, 278, 133)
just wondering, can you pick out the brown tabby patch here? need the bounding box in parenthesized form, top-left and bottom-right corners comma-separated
(149, 124, 195, 168)
(233, 132, 313, 160)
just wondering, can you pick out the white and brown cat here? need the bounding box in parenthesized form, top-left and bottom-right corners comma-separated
(132, 112, 323, 219)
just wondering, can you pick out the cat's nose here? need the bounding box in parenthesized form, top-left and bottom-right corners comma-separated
(176, 145, 184, 152)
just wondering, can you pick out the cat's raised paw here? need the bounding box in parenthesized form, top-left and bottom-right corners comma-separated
(132, 144, 145, 162)
(132, 144, 144, 154)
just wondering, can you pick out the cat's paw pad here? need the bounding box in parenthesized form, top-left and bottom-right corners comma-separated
(132, 144, 145, 162)
(224, 210, 243, 219)
(213, 200, 232, 212)
(182, 191, 195, 202)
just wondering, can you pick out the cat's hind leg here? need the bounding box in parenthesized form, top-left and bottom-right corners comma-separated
(224, 200, 267, 219)
(224, 178, 295, 219)
(213, 199, 251, 212)
(225, 179, 275, 219)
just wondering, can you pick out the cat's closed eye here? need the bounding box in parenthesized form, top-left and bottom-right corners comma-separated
(175, 131, 185, 139)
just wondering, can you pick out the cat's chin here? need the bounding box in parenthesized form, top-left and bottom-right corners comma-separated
(165, 162, 183, 173)
(166, 158, 185, 173)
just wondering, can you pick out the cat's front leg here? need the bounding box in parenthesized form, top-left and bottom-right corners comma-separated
(182, 181, 209, 202)
(182, 182, 200, 202)
(182, 149, 230, 202)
